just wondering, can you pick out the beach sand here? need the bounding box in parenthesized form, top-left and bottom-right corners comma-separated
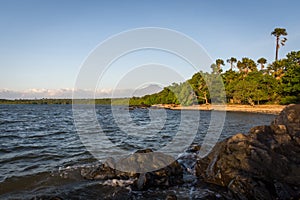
(152, 104, 286, 114)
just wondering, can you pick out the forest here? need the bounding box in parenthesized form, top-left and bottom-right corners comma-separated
(129, 28, 299, 106)
(129, 50, 300, 106)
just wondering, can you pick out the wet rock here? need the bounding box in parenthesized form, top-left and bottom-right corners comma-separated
(195, 104, 300, 199)
(187, 144, 201, 153)
(135, 160, 183, 190)
(165, 194, 177, 200)
(82, 149, 183, 190)
(272, 104, 300, 137)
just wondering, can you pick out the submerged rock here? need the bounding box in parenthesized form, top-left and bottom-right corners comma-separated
(195, 104, 300, 199)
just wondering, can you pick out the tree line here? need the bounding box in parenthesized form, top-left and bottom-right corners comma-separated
(129, 28, 299, 106)
(0, 98, 115, 105)
(130, 50, 300, 106)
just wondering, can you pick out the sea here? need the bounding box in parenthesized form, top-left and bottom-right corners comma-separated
(0, 104, 276, 199)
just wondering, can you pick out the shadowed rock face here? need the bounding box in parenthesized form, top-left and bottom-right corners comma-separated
(195, 104, 300, 199)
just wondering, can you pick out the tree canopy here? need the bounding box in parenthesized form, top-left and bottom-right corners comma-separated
(129, 50, 300, 106)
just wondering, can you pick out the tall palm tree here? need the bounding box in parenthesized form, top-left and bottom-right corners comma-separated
(257, 57, 267, 70)
(226, 57, 237, 70)
(215, 59, 225, 73)
(271, 28, 287, 61)
(237, 58, 257, 75)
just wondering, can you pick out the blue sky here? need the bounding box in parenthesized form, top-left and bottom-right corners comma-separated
(0, 0, 300, 98)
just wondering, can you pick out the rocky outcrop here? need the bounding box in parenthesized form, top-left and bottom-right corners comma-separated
(195, 104, 300, 199)
(81, 149, 183, 190)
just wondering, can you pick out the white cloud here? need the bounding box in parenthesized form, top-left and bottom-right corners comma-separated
(0, 85, 162, 99)
(0, 88, 74, 99)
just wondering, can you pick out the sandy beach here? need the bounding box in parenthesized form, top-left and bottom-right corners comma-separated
(152, 104, 286, 114)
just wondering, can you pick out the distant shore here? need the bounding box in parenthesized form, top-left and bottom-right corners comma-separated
(151, 104, 286, 114)
(0, 99, 286, 115)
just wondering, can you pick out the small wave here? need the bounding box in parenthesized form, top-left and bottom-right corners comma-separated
(0, 134, 23, 140)
(0, 148, 12, 153)
(6, 145, 45, 152)
(102, 178, 136, 188)
(0, 152, 40, 164)
(0, 119, 26, 125)
(26, 131, 68, 139)
(0, 151, 66, 165)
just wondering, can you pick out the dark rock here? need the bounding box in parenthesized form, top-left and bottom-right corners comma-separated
(82, 149, 183, 190)
(165, 194, 177, 200)
(272, 104, 300, 137)
(187, 144, 201, 153)
(129, 104, 151, 110)
(195, 104, 300, 199)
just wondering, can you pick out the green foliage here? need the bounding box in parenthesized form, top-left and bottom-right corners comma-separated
(280, 96, 299, 104)
(268, 59, 286, 79)
(189, 72, 210, 104)
(0, 99, 73, 105)
(129, 51, 299, 106)
(215, 59, 225, 74)
(257, 57, 267, 70)
(237, 58, 257, 74)
(280, 51, 300, 104)
(271, 28, 288, 38)
(227, 57, 237, 70)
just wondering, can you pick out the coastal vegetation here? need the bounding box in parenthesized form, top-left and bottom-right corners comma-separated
(0, 98, 115, 105)
(129, 50, 300, 106)
(128, 28, 299, 106)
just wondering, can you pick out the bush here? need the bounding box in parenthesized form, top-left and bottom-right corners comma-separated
(280, 96, 299, 105)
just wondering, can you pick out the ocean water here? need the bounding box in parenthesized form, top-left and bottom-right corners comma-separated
(0, 104, 276, 199)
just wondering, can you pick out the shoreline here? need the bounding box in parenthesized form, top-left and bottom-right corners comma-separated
(151, 104, 286, 115)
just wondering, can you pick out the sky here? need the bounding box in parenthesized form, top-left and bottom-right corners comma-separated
(0, 0, 300, 99)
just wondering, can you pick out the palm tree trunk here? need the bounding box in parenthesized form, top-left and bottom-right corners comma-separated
(275, 36, 279, 61)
